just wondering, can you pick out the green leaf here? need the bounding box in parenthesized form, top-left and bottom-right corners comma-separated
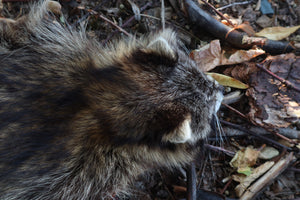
(237, 166, 252, 176)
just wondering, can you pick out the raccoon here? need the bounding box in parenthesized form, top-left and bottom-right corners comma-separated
(0, 1, 223, 199)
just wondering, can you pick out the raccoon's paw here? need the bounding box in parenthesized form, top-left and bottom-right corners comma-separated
(162, 115, 193, 144)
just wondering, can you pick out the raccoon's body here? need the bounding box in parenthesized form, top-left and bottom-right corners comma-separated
(0, 1, 223, 199)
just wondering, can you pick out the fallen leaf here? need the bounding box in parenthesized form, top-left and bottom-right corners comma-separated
(237, 167, 252, 176)
(256, 15, 273, 28)
(190, 40, 221, 72)
(255, 25, 300, 40)
(230, 147, 260, 169)
(190, 41, 265, 72)
(258, 146, 279, 160)
(221, 49, 265, 65)
(206, 73, 249, 89)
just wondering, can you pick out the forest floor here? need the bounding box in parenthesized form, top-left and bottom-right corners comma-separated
(1, 0, 299, 199)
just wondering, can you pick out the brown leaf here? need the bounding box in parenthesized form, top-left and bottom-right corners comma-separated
(230, 147, 260, 169)
(221, 49, 265, 65)
(190, 40, 221, 72)
(190, 40, 265, 72)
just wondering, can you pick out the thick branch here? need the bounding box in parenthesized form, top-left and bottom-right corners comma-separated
(183, 0, 297, 55)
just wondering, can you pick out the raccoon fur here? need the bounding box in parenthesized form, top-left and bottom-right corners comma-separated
(0, 1, 223, 199)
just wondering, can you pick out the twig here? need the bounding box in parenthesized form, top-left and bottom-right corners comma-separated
(103, 2, 152, 44)
(139, 13, 201, 42)
(222, 103, 296, 144)
(220, 178, 233, 194)
(256, 63, 300, 93)
(222, 103, 247, 119)
(120, 2, 152, 28)
(200, 0, 235, 27)
(240, 152, 294, 200)
(217, 0, 253, 11)
(98, 14, 131, 37)
(220, 120, 292, 151)
(72, 0, 110, 26)
(158, 170, 177, 200)
(288, 167, 300, 173)
(284, 0, 297, 19)
(204, 144, 235, 157)
(262, 126, 296, 144)
(187, 162, 197, 200)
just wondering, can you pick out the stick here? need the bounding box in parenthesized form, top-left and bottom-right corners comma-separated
(240, 152, 294, 200)
(183, 0, 297, 54)
(204, 144, 235, 157)
(103, 2, 152, 44)
(217, 0, 253, 11)
(98, 14, 131, 37)
(220, 120, 292, 151)
(187, 162, 197, 200)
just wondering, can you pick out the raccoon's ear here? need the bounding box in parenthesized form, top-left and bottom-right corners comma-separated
(146, 29, 178, 60)
(162, 114, 193, 144)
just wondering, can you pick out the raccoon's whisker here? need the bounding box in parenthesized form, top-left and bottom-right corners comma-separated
(178, 40, 190, 56)
(214, 113, 225, 146)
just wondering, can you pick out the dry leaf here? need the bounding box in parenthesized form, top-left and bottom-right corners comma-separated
(258, 146, 279, 160)
(191, 41, 265, 71)
(255, 25, 300, 40)
(256, 15, 273, 28)
(190, 40, 221, 72)
(221, 49, 265, 65)
(230, 147, 260, 170)
(206, 73, 249, 89)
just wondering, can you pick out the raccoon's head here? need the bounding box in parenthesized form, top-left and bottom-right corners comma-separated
(86, 29, 223, 147)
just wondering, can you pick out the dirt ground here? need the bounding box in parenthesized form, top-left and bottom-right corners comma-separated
(1, 0, 299, 199)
